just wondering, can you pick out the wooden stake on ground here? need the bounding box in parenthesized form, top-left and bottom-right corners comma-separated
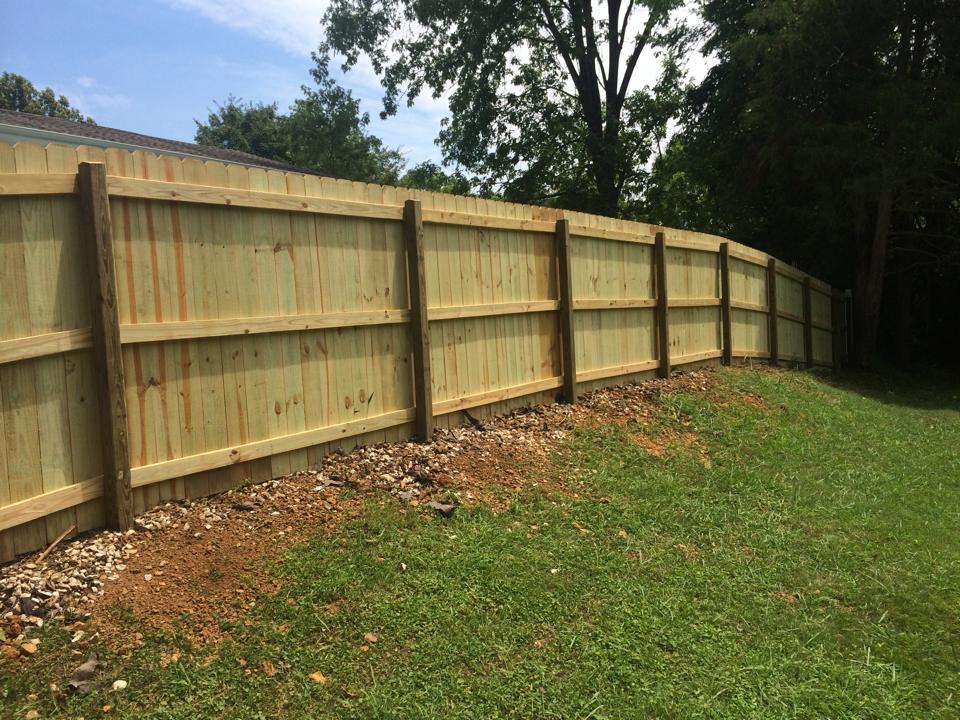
(78, 162, 133, 531)
(35, 524, 76, 565)
(403, 199, 434, 440)
(767, 258, 779, 367)
(803, 277, 814, 368)
(556, 218, 577, 402)
(654, 232, 670, 378)
(719, 242, 732, 366)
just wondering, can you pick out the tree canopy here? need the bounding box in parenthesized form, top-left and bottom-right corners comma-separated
(195, 59, 404, 185)
(0, 72, 93, 123)
(322, 0, 690, 216)
(647, 0, 960, 365)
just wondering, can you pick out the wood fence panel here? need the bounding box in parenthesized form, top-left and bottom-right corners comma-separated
(0, 143, 105, 558)
(810, 288, 834, 365)
(776, 273, 806, 362)
(665, 246, 721, 363)
(569, 228, 657, 394)
(726, 256, 769, 359)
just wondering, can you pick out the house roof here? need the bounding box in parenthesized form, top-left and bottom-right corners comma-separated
(0, 108, 306, 173)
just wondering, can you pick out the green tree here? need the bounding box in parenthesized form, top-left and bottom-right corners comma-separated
(194, 97, 289, 161)
(322, 0, 690, 216)
(286, 57, 404, 185)
(649, 0, 960, 366)
(0, 72, 92, 122)
(194, 60, 404, 185)
(399, 161, 472, 195)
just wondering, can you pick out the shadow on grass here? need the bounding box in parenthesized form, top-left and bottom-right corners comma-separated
(821, 366, 960, 411)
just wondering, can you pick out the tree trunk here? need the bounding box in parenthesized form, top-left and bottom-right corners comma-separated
(894, 264, 913, 365)
(852, 184, 893, 367)
(586, 139, 621, 217)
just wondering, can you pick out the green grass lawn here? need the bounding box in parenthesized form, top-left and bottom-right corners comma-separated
(3, 367, 959, 719)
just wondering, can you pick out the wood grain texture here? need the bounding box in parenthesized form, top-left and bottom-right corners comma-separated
(0, 329, 92, 365)
(404, 200, 434, 440)
(0, 173, 77, 196)
(119, 310, 410, 343)
(654, 232, 670, 378)
(556, 219, 577, 402)
(720, 243, 732, 365)
(767, 258, 779, 366)
(78, 162, 133, 531)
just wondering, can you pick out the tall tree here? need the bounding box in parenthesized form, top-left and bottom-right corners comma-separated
(649, 0, 960, 366)
(194, 60, 404, 185)
(399, 161, 473, 195)
(0, 72, 93, 122)
(194, 97, 289, 161)
(322, 0, 690, 216)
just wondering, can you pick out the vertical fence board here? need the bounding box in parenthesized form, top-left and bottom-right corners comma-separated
(78, 162, 133, 531)
(767, 259, 779, 366)
(556, 219, 576, 402)
(654, 232, 670, 377)
(720, 243, 732, 365)
(404, 200, 433, 439)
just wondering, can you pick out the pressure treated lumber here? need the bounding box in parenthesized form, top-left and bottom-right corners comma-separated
(767, 258, 779, 367)
(0, 328, 92, 364)
(668, 298, 721, 308)
(0, 172, 77, 196)
(404, 199, 434, 439)
(428, 301, 558, 321)
(730, 300, 768, 313)
(575, 360, 659, 384)
(422, 207, 554, 234)
(720, 243, 733, 365)
(78, 162, 133, 531)
(573, 298, 655, 310)
(132, 410, 414, 488)
(0, 478, 102, 532)
(106, 175, 401, 220)
(556, 218, 577, 402)
(119, 310, 409, 344)
(654, 232, 670, 378)
(432, 376, 564, 416)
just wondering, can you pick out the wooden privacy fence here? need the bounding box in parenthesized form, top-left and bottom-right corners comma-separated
(0, 141, 841, 560)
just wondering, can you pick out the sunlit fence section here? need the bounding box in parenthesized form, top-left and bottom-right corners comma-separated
(0, 141, 840, 560)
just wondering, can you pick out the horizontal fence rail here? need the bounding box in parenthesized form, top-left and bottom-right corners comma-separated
(0, 141, 840, 560)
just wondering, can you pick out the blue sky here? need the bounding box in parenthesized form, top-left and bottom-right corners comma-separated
(1, 0, 447, 165)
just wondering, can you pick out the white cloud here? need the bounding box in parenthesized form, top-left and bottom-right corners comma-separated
(56, 77, 132, 117)
(162, 0, 328, 55)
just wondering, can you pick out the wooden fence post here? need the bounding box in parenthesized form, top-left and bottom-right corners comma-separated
(654, 232, 670, 378)
(767, 258, 779, 367)
(802, 277, 814, 368)
(556, 219, 577, 402)
(78, 162, 133, 531)
(403, 199, 434, 440)
(719, 242, 732, 365)
(831, 288, 844, 372)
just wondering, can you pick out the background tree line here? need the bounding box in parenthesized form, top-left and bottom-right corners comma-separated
(3, 1, 956, 367)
